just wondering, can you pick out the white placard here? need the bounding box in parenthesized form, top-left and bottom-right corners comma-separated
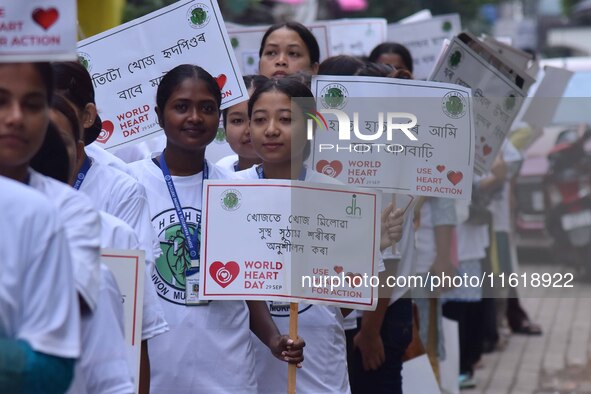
(387, 14, 461, 80)
(430, 32, 533, 173)
(77, 0, 247, 151)
(101, 249, 145, 393)
(199, 180, 381, 310)
(482, 36, 533, 70)
(521, 66, 573, 127)
(320, 18, 387, 57)
(0, 0, 77, 62)
(309, 75, 474, 200)
(228, 24, 330, 75)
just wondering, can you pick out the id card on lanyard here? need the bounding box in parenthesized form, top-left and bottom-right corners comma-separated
(160, 153, 209, 305)
(72, 156, 92, 190)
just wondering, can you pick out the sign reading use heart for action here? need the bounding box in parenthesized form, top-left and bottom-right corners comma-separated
(308, 75, 474, 200)
(199, 180, 382, 311)
(77, 0, 247, 151)
(0, 0, 77, 62)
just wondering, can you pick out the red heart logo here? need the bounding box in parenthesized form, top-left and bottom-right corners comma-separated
(215, 74, 227, 90)
(345, 272, 363, 288)
(436, 165, 446, 173)
(447, 171, 463, 186)
(483, 144, 492, 156)
(315, 160, 342, 178)
(480, 136, 485, 142)
(334, 265, 344, 274)
(32, 8, 59, 31)
(209, 261, 240, 288)
(96, 120, 115, 144)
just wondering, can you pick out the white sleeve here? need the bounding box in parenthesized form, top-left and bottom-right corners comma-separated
(64, 194, 102, 312)
(75, 266, 135, 394)
(20, 224, 81, 358)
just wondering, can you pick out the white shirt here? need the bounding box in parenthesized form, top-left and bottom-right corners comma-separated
(67, 265, 135, 394)
(99, 212, 169, 340)
(29, 170, 102, 312)
(86, 143, 134, 176)
(80, 158, 162, 266)
(129, 157, 257, 394)
(489, 140, 522, 232)
(215, 154, 239, 171)
(113, 135, 166, 164)
(0, 176, 80, 358)
(234, 166, 351, 393)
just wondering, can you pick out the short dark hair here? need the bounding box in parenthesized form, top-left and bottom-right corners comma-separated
(368, 42, 414, 73)
(222, 74, 268, 128)
(30, 122, 70, 183)
(51, 93, 82, 142)
(52, 61, 101, 145)
(318, 55, 365, 76)
(259, 22, 320, 64)
(32, 62, 54, 104)
(156, 64, 221, 127)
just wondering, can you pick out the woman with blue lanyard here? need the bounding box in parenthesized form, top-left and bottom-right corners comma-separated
(128, 64, 304, 393)
(233, 77, 403, 393)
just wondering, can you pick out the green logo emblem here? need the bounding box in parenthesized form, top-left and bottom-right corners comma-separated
(247, 56, 255, 66)
(442, 21, 452, 32)
(442, 91, 467, 119)
(448, 49, 462, 69)
(77, 52, 92, 71)
(214, 127, 226, 143)
(320, 84, 348, 110)
(221, 189, 242, 211)
(231, 37, 239, 48)
(504, 94, 516, 112)
(153, 208, 201, 304)
(187, 4, 210, 28)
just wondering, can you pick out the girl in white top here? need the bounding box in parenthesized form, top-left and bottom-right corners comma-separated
(235, 77, 401, 393)
(216, 75, 267, 172)
(128, 64, 304, 393)
(48, 93, 168, 393)
(0, 176, 80, 393)
(0, 62, 102, 313)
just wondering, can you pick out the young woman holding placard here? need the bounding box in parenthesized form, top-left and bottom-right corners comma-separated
(233, 76, 404, 393)
(128, 64, 304, 393)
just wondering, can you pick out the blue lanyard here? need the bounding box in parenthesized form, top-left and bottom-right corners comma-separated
(159, 153, 208, 261)
(255, 165, 307, 181)
(72, 156, 92, 190)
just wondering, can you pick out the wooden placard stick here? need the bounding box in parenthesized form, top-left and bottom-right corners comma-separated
(287, 302, 299, 394)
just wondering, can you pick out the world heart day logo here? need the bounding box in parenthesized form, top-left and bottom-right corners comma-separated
(96, 120, 114, 144)
(209, 261, 240, 288)
(32, 8, 59, 31)
(316, 160, 342, 178)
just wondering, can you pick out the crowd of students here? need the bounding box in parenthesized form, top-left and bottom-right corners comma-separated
(0, 20, 539, 394)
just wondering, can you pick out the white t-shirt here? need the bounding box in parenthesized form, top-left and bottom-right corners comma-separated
(0, 176, 80, 358)
(456, 221, 489, 261)
(80, 157, 162, 266)
(67, 265, 135, 394)
(86, 143, 134, 176)
(29, 169, 102, 312)
(129, 157, 257, 394)
(415, 198, 456, 274)
(99, 212, 169, 340)
(489, 140, 522, 232)
(234, 166, 351, 393)
(114, 135, 166, 164)
(216, 154, 239, 171)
